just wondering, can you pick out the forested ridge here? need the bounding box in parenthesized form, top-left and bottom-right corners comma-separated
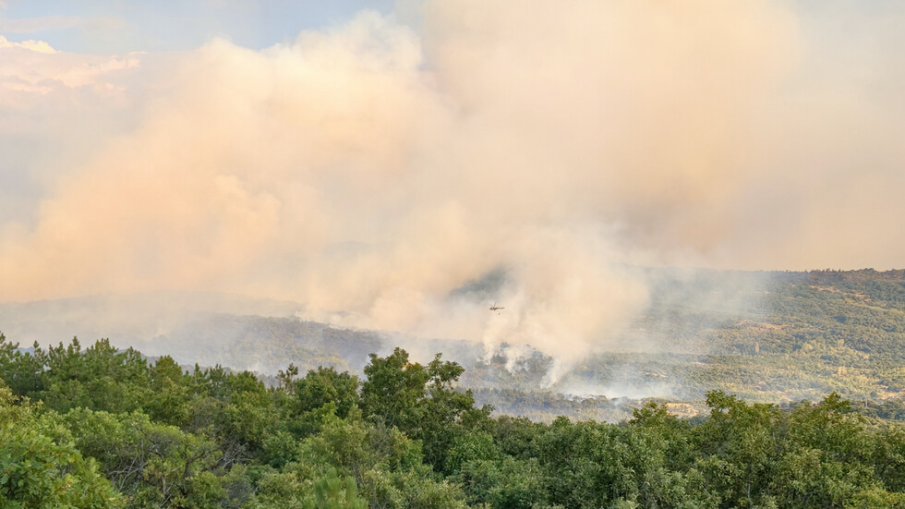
(1, 334, 904, 508)
(1, 269, 902, 426)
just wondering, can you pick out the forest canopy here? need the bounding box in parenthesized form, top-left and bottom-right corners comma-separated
(1, 334, 903, 508)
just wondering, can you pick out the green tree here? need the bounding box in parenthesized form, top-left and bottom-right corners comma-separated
(42, 339, 152, 414)
(694, 391, 784, 507)
(0, 386, 122, 509)
(361, 349, 487, 471)
(361, 348, 429, 431)
(64, 408, 243, 509)
(145, 356, 191, 426)
(293, 367, 360, 419)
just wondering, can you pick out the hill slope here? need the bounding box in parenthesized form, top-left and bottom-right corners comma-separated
(1, 269, 902, 420)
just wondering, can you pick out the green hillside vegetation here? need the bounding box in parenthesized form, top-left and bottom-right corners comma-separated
(144, 271, 902, 409)
(477, 270, 905, 417)
(442, 270, 905, 422)
(663, 270, 904, 402)
(1, 334, 904, 508)
(2, 269, 900, 424)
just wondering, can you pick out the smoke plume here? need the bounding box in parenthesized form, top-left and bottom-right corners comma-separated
(1, 1, 904, 372)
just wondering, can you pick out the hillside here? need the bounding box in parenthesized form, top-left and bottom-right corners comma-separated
(1, 269, 903, 421)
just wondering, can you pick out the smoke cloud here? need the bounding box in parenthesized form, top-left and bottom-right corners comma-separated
(1, 1, 904, 371)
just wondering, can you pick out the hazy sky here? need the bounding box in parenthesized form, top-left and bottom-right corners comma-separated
(0, 1, 395, 52)
(1, 1, 903, 364)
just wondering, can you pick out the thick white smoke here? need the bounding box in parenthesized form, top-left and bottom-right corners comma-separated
(1, 1, 904, 375)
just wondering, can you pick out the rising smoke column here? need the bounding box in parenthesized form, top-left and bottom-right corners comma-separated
(2, 1, 904, 374)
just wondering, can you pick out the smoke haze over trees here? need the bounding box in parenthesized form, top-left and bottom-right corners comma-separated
(2, 1, 905, 371)
(1, 2, 904, 505)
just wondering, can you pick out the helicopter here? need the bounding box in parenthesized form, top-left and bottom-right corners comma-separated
(489, 303, 505, 312)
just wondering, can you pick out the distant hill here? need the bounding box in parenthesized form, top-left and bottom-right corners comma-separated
(1, 269, 902, 421)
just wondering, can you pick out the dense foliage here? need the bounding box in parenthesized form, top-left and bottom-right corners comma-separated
(1, 333, 903, 508)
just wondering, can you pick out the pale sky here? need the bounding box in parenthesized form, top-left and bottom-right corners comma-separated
(0, 1, 395, 52)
